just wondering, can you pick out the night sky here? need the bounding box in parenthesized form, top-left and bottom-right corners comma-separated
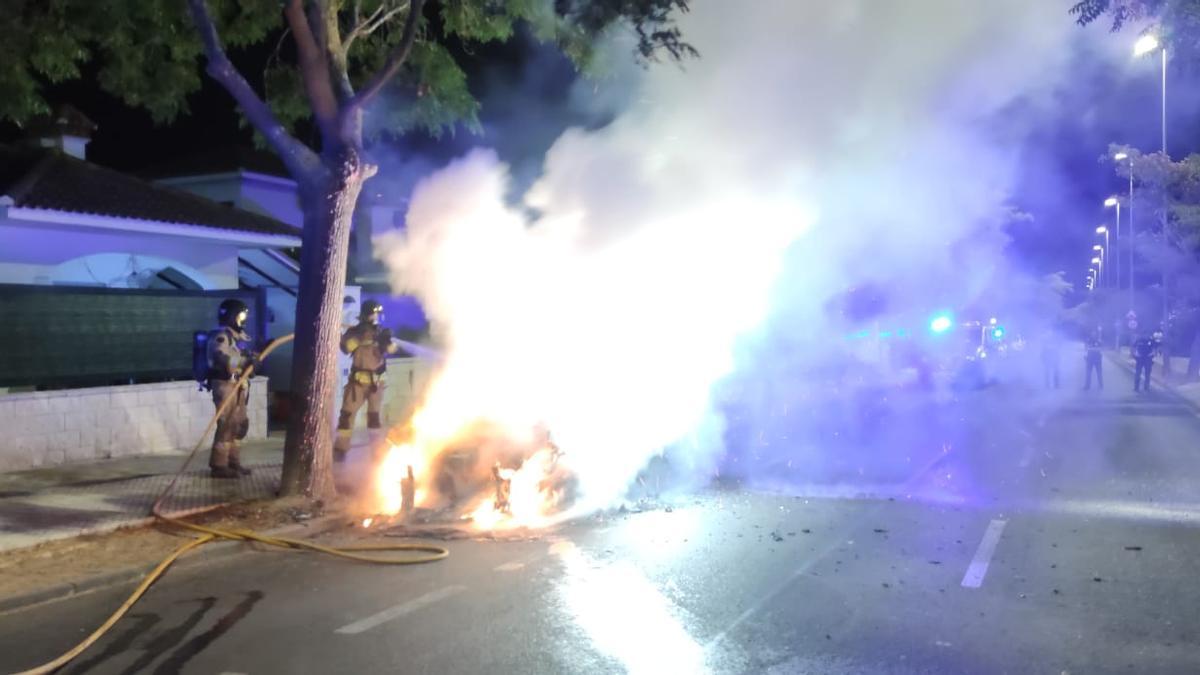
(4, 23, 1200, 294)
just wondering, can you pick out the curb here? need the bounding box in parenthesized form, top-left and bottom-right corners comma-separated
(1104, 352, 1200, 415)
(0, 511, 352, 616)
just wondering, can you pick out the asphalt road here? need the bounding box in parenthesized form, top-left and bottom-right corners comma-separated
(3, 356, 1200, 674)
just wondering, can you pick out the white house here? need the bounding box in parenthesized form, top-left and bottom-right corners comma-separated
(0, 109, 300, 470)
(0, 110, 430, 471)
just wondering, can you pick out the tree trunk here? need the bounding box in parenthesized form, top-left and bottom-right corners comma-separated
(280, 150, 367, 499)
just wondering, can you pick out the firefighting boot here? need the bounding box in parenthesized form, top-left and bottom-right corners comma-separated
(210, 465, 240, 479)
(227, 443, 251, 475)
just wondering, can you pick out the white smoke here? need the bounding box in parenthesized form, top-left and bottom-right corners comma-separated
(376, 1, 1101, 514)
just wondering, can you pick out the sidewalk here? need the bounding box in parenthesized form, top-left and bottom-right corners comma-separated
(0, 435, 285, 552)
(1106, 350, 1200, 410)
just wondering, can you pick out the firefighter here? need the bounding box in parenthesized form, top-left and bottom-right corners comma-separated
(207, 299, 257, 478)
(334, 300, 398, 462)
(1084, 330, 1103, 390)
(1131, 332, 1156, 393)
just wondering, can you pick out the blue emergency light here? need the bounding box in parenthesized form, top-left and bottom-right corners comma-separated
(930, 314, 954, 334)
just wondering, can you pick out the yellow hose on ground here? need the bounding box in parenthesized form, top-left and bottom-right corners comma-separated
(13, 333, 447, 675)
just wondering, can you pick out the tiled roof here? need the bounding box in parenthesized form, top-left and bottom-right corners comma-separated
(0, 144, 300, 239)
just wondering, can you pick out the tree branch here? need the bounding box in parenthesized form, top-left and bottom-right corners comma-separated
(354, 2, 410, 47)
(318, 1, 357, 106)
(185, 0, 319, 179)
(284, 0, 341, 142)
(345, 2, 387, 49)
(347, 0, 425, 112)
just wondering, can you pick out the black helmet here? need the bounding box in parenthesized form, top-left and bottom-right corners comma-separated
(359, 299, 383, 321)
(218, 298, 250, 328)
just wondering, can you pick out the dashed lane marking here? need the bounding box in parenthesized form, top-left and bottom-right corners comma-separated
(334, 585, 468, 635)
(961, 519, 1007, 588)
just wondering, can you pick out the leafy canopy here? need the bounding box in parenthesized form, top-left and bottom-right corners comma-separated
(1, 0, 694, 141)
(1070, 0, 1200, 63)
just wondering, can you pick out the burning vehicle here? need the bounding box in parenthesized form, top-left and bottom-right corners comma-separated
(368, 419, 578, 531)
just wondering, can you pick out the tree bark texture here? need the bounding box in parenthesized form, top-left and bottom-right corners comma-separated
(280, 151, 367, 499)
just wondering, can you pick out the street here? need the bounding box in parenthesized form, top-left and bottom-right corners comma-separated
(3, 357, 1200, 675)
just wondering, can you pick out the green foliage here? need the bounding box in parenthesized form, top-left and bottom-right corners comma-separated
(0, 0, 281, 125)
(2, 0, 693, 146)
(1070, 0, 1200, 64)
(1070, 0, 1164, 30)
(398, 41, 482, 134)
(1107, 144, 1200, 305)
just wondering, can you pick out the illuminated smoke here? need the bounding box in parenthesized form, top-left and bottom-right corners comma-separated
(375, 1, 1108, 515)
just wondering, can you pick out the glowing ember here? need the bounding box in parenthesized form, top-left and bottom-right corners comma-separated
(362, 518, 373, 528)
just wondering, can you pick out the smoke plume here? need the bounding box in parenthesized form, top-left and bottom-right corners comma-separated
(376, 1, 1106, 514)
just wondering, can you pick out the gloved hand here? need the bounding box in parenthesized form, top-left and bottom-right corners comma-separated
(377, 328, 394, 346)
(241, 355, 262, 375)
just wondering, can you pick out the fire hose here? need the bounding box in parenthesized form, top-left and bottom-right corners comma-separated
(13, 333, 449, 675)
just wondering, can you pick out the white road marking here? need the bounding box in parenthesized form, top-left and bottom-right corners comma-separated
(705, 568, 806, 651)
(961, 519, 1007, 588)
(704, 450, 956, 651)
(334, 585, 467, 635)
(495, 561, 525, 572)
(706, 537, 844, 652)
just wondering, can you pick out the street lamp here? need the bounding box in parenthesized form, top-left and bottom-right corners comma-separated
(1134, 34, 1167, 155)
(1096, 225, 1109, 288)
(1114, 151, 1135, 310)
(1105, 196, 1120, 290)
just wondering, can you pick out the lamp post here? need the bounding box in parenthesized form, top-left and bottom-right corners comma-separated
(1135, 34, 1171, 341)
(1104, 196, 1120, 290)
(1095, 226, 1109, 287)
(1114, 151, 1134, 311)
(1134, 34, 1167, 155)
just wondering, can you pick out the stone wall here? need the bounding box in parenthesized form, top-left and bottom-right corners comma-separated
(0, 377, 268, 471)
(331, 357, 436, 436)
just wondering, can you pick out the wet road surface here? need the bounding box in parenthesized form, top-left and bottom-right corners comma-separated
(3, 357, 1200, 674)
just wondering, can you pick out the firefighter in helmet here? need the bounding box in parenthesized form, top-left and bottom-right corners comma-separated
(334, 299, 398, 461)
(207, 299, 257, 478)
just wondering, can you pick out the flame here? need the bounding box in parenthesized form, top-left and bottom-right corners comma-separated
(376, 442, 429, 514)
(362, 518, 373, 528)
(467, 446, 566, 530)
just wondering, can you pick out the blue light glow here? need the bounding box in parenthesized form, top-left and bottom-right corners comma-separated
(930, 314, 954, 334)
